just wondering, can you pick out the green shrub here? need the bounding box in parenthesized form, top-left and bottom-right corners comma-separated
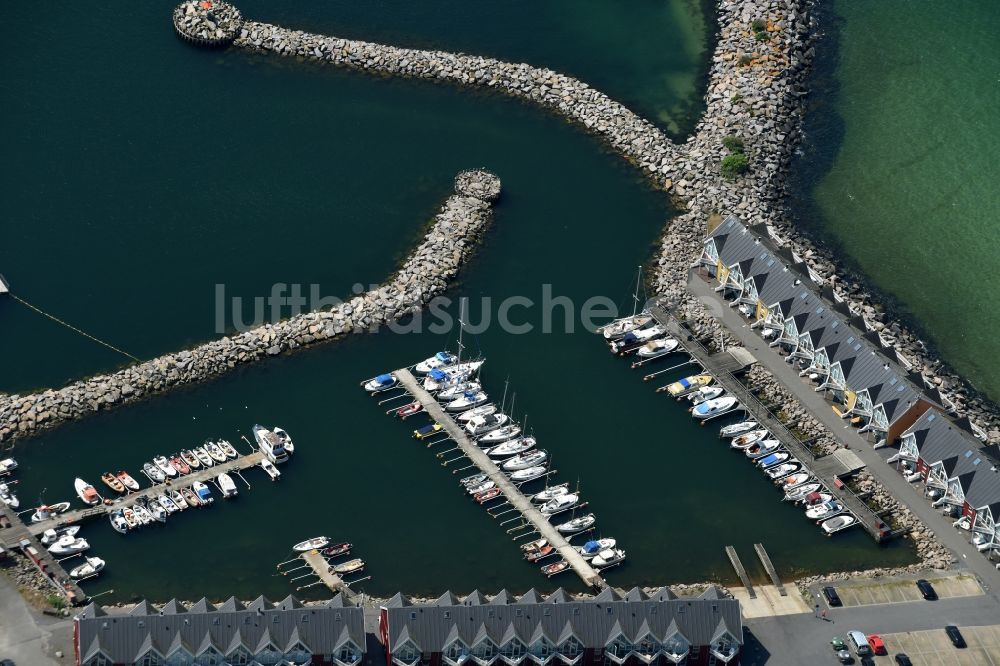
(722, 136, 745, 153)
(754, 30, 770, 42)
(47, 594, 66, 610)
(721, 153, 749, 180)
(730, 93, 744, 103)
(738, 54, 752, 67)
(751, 19, 766, 32)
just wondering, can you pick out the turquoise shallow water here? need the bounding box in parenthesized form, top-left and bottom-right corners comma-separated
(0, 2, 916, 601)
(790, 1, 1000, 401)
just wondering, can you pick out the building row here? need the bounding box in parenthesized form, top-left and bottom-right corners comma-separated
(73, 587, 743, 666)
(697, 215, 1000, 559)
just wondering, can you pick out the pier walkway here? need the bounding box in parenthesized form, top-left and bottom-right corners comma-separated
(649, 302, 891, 543)
(753, 543, 786, 596)
(301, 551, 346, 594)
(28, 451, 264, 536)
(394, 369, 605, 589)
(0, 501, 86, 604)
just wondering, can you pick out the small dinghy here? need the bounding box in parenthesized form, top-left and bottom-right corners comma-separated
(456, 404, 497, 422)
(720, 420, 758, 438)
(778, 473, 812, 490)
(193, 446, 215, 467)
(171, 489, 189, 510)
(509, 465, 548, 483)
(610, 325, 665, 354)
(218, 440, 239, 459)
(756, 451, 791, 468)
(364, 373, 398, 393)
(730, 429, 769, 449)
(132, 502, 153, 525)
(487, 436, 535, 458)
(446, 390, 490, 413)
(688, 386, 725, 405)
(764, 462, 800, 479)
(146, 498, 168, 523)
(820, 514, 856, 534)
(0, 483, 18, 509)
(575, 538, 616, 560)
(143, 462, 166, 483)
(520, 538, 548, 553)
(157, 494, 180, 513)
(555, 513, 596, 534)
(413, 424, 442, 440)
(30, 502, 71, 523)
(294, 536, 330, 552)
(542, 560, 570, 577)
(396, 401, 424, 418)
(48, 535, 90, 556)
(666, 374, 713, 397)
(332, 558, 364, 574)
(591, 548, 626, 569)
(180, 487, 200, 508)
(806, 500, 844, 521)
(459, 473, 488, 488)
(260, 458, 281, 481)
(74, 478, 102, 506)
(101, 472, 126, 494)
(540, 493, 579, 516)
(323, 542, 352, 558)
(784, 482, 821, 501)
(474, 487, 502, 503)
(478, 424, 522, 446)
(502, 449, 548, 472)
(192, 481, 214, 505)
(415, 351, 457, 374)
(525, 545, 555, 562)
(531, 483, 569, 503)
(745, 439, 781, 459)
(116, 470, 140, 492)
(437, 381, 482, 402)
(599, 313, 652, 340)
(181, 449, 201, 469)
(70, 557, 105, 580)
(217, 473, 238, 498)
(40, 526, 80, 545)
(153, 456, 177, 478)
(465, 413, 510, 437)
(466, 481, 495, 496)
(692, 396, 738, 419)
(169, 455, 190, 476)
(637, 337, 679, 359)
(109, 510, 130, 534)
(205, 442, 228, 464)
(122, 507, 139, 529)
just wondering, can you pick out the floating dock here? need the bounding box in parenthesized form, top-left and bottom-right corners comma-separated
(301, 550, 347, 593)
(725, 545, 756, 599)
(393, 369, 605, 589)
(753, 543, 786, 596)
(0, 498, 86, 604)
(28, 451, 264, 535)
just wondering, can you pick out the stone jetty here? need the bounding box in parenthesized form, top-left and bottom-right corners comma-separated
(0, 170, 500, 443)
(173, 0, 243, 47)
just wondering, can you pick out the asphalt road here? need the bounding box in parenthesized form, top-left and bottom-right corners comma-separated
(0, 573, 70, 665)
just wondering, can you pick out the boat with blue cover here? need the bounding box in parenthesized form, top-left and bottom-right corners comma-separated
(415, 351, 457, 374)
(574, 538, 616, 560)
(691, 396, 738, 419)
(364, 373, 398, 393)
(665, 374, 713, 397)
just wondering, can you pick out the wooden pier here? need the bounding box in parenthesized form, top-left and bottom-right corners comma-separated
(301, 550, 347, 593)
(28, 451, 265, 536)
(725, 546, 756, 599)
(649, 302, 890, 543)
(753, 543, 786, 596)
(394, 369, 605, 589)
(0, 500, 87, 604)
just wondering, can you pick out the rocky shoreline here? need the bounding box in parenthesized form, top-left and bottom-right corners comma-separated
(0, 170, 500, 444)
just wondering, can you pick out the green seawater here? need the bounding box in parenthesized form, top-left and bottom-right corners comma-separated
(791, 1, 1000, 401)
(0, 2, 916, 601)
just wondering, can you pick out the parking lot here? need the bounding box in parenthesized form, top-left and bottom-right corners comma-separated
(830, 574, 983, 608)
(871, 625, 1000, 665)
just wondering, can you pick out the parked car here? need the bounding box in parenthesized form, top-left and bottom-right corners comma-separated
(867, 635, 886, 655)
(945, 625, 966, 648)
(847, 631, 872, 657)
(916, 579, 938, 600)
(830, 637, 851, 663)
(823, 586, 843, 607)
(894, 654, 913, 666)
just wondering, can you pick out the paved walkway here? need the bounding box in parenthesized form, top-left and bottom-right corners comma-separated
(687, 276, 1000, 589)
(0, 573, 71, 665)
(730, 585, 812, 619)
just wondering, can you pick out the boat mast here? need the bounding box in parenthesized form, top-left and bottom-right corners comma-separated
(632, 265, 642, 317)
(456, 298, 466, 365)
(499, 378, 509, 414)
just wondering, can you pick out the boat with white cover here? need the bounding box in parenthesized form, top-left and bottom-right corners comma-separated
(502, 449, 547, 471)
(806, 501, 844, 520)
(531, 483, 569, 503)
(48, 536, 89, 557)
(540, 493, 579, 516)
(217, 473, 238, 498)
(415, 351, 457, 374)
(637, 337, 679, 359)
(764, 462, 800, 479)
(70, 557, 105, 579)
(591, 548, 626, 568)
(720, 421, 758, 438)
(509, 465, 548, 483)
(555, 513, 596, 534)
(143, 462, 166, 483)
(293, 536, 329, 552)
(465, 413, 509, 437)
(820, 514, 856, 534)
(487, 436, 535, 458)
(478, 424, 521, 445)
(445, 390, 489, 412)
(457, 404, 497, 422)
(253, 425, 290, 464)
(688, 386, 724, 405)
(691, 396, 738, 419)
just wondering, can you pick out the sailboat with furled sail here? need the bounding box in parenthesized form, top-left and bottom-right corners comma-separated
(596, 266, 651, 340)
(423, 299, 485, 391)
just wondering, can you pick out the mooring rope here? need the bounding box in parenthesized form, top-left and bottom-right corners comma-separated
(9, 293, 140, 362)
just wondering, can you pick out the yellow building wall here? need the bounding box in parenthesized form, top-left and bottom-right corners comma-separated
(755, 301, 769, 321)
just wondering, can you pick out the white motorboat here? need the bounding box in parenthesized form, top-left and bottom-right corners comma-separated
(271, 428, 293, 455)
(253, 425, 290, 464)
(0, 458, 17, 475)
(465, 413, 509, 437)
(170, 489, 188, 510)
(193, 481, 214, 505)
(445, 390, 489, 412)
(132, 503, 153, 525)
(806, 501, 844, 520)
(745, 439, 781, 459)
(820, 514, 856, 534)
(755, 451, 791, 468)
(487, 436, 535, 458)
(193, 446, 215, 467)
(478, 424, 522, 446)
(415, 351, 457, 374)
(502, 449, 548, 471)
(466, 480, 496, 496)
(783, 482, 822, 501)
(153, 455, 177, 478)
(460, 473, 488, 488)
(48, 536, 90, 557)
(364, 373, 398, 393)
(293, 536, 330, 552)
(730, 429, 769, 449)
(146, 498, 168, 523)
(540, 493, 579, 516)
(720, 421, 758, 438)
(764, 462, 800, 479)
(509, 465, 548, 483)
(157, 494, 180, 513)
(74, 478, 102, 506)
(122, 507, 139, 528)
(599, 313, 652, 340)
(217, 473, 238, 498)
(30, 502, 71, 523)
(778, 473, 813, 490)
(69, 557, 105, 580)
(456, 404, 497, 422)
(40, 526, 80, 545)
(180, 449, 201, 470)
(436, 381, 482, 402)
(591, 548, 626, 568)
(109, 510, 130, 534)
(555, 513, 596, 534)
(637, 337, 679, 359)
(691, 396, 738, 419)
(799, 491, 834, 506)
(115, 470, 141, 492)
(143, 461, 166, 483)
(260, 458, 281, 480)
(531, 483, 569, 503)
(688, 386, 725, 405)
(575, 538, 617, 560)
(218, 439, 239, 459)
(0, 482, 18, 509)
(422, 361, 484, 391)
(205, 441, 228, 463)
(609, 325, 665, 353)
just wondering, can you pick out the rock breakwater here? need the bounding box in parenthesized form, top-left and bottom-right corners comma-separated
(0, 170, 500, 443)
(173, 0, 242, 47)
